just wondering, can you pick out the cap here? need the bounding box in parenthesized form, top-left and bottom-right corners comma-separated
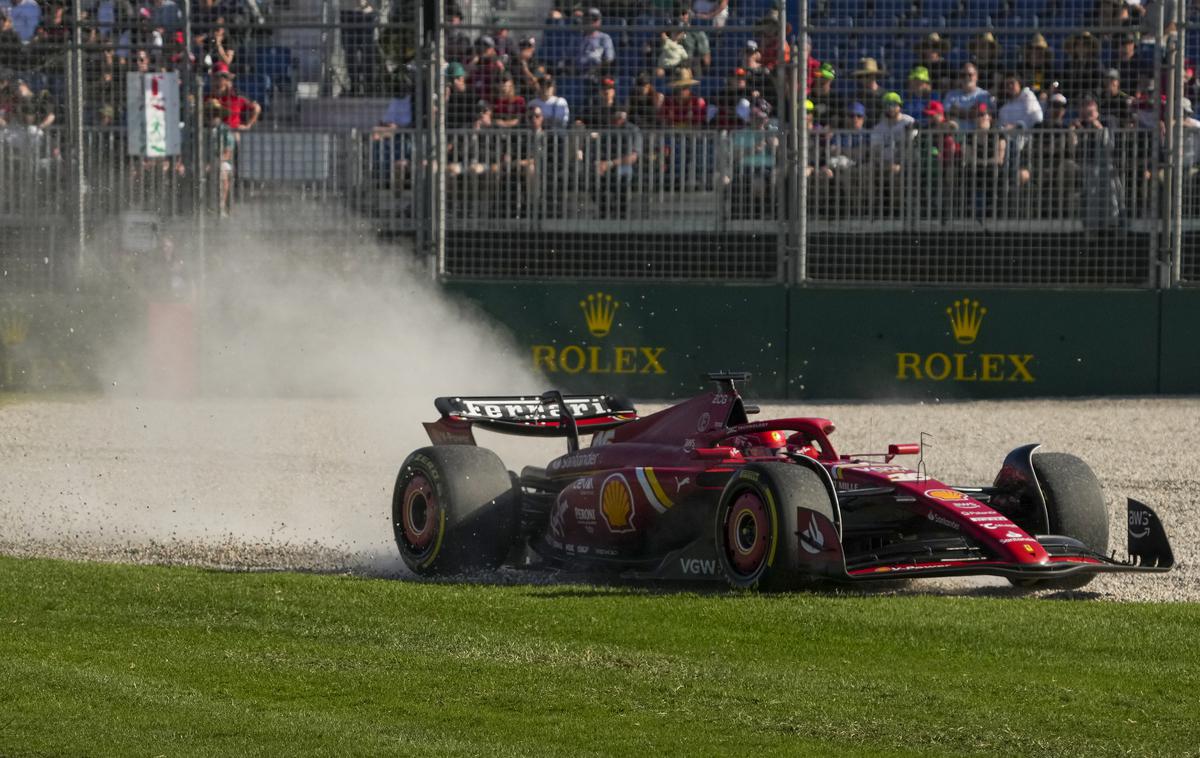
(804, 98, 814, 112)
(818, 62, 835, 80)
(519, 36, 536, 48)
(600, 77, 615, 88)
(475, 99, 492, 115)
(882, 91, 902, 106)
(848, 101, 866, 117)
(975, 102, 990, 115)
(636, 71, 652, 85)
(586, 6, 601, 18)
(1050, 92, 1068, 105)
(446, 61, 466, 79)
(477, 35, 496, 49)
(908, 65, 931, 83)
(923, 100, 944, 116)
(1106, 68, 1120, 80)
(733, 67, 748, 78)
(744, 39, 759, 52)
(212, 62, 234, 77)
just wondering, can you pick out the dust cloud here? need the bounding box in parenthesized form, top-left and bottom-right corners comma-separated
(0, 210, 564, 573)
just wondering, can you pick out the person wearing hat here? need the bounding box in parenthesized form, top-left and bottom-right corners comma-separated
(853, 57, 888, 121)
(829, 101, 870, 171)
(467, 34, 505, 101)
(655, 20, 690, 76)
(444, 9, 474, 65)
(211, 63, 261, 132)
(944, 62, 993, 131)
(967, 32, 1002, 93)
(625, 71, 664, 128)
(445, 62, 475, 129)
(808, 62, 843, 125)
(576, 7, 614, 73)
(1114, 33, 1151, 92)
(997, 72, 1042, 188)
(660, 68, 707, 127)
(582, 76, 621, 127)
(1021, 33, 1058, 98)
(676, 7, 712, 72)
(513, 36, 547, 102)
(709, 68, 749, 129)
(915, 32, 953, 93)
(962, 101, 1007, 217)
(756, 13, 791, 73)
(591, 108, 641, 219)
(1097, 68, 1133, 128)
(739, 40, 775, 107)
(1063, 31, 1104, 101)
(871, 92, 916, 176)
(906, 65, 935, 122)
(730, 95, 782, 220)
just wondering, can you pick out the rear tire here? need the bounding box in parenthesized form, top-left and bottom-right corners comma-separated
(714, 463, 836, 592)
(392, 446, 517, 576)
(1009, 452, 1108, 591)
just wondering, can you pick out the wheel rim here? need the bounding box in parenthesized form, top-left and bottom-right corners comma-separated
(724, 490, 770, 577)
(402, 474, 439, 552)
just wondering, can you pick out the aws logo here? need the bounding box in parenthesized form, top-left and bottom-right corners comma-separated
(895, 298, 1035, 383)
(531, 291, 666, 375)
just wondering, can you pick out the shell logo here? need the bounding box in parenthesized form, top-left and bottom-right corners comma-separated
(926, 488, 966, 501)
(600, 474, 635, 533)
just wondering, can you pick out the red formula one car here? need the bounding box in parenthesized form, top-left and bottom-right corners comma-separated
(393, 373, 1174, 590)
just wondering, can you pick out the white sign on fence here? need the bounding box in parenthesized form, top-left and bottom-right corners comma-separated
(126, 72, 180, 157)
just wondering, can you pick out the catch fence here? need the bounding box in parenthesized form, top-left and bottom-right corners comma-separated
(2, 2, 1199, 290)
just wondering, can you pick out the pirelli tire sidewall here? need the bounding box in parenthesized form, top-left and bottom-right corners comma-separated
(392, 445, 518, 576)
(715, 463, 827, 592)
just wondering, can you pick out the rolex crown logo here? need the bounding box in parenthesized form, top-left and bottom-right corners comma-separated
(946, 298, 986, 345)
(0, 312, 30, 348)
(580, 292, 619, 338)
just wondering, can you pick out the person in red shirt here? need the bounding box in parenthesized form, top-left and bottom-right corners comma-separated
(211, 63, 261, 131)
(490, 75, 526, 128)
(659, 68, 707, 128)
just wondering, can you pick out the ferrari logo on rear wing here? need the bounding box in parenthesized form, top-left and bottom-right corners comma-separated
(430, 394, 638, 442)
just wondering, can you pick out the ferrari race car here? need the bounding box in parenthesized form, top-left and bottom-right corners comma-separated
(392, 373, 1174, 590)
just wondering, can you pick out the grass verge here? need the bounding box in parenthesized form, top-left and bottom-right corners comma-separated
(0, 556, 1195, 757)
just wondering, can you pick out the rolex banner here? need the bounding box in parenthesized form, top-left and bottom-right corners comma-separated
(446, 283, 1166, 400)
(786, 289, 1160, 399)
(443, 282, 790, 398)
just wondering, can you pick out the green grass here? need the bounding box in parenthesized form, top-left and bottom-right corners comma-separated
(0, 557, 1196, 757)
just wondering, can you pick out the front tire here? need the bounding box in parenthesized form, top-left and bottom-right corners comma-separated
(392, 446, 517, 576)
(1010, 452, 1108, 591)
(714, 463, 836, 592)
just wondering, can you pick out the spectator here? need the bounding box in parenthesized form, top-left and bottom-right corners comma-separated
(1037, 92, 1076, 217)
(870, 91, 915, 174)
(446, 62, 474, 129)
(582, 76, 619, 127)
(809, 63, 842, 126)
(9, 0, 38, 45)
(0, 14, 22, 72)
(915, 33, 954, 94)
(690, 0, 729, 28)
(505, 105, 548, 218)
(967, 32, 1003, 93)
(1022, 33, 1058, 99)
(576, 7, 614, 74)
(591, 109, 640, 218)
(492, 26, 519, 66)
(659, 67, 706, 128)
(1098, 69, 1133, 127)
(729, 96, 780, 219)
(944, 63, 992, 130)
(444, 9, 473, 64)
(998, 72, 1041, 187)
(708, 68, 748, 128)
(204, 99, 236, 215)
(676, 7, 710, 73)
(513, 37, 546, 102)
(211, 63, 261, 131)
(209, 20, 235, 68)
(491, 75, 526, 128)
(467, 35, 505, 102)
(1071, 94, 1125, 229)
(962, 104, 1006, 219)
(828, 101, 871, 216)
(1113, 33, 1151, 91)
(907, 66, 935, 123)
(529, 76, 571, 128)
(852, 58, 888, 122)
(625, 71, 663, 128)
(655, 22, 689, 77)
(1063, 31, 1104, 102)
(740, 40, 774, 107)
(151, 0, 183, 32)
(756, 13, 789, 72)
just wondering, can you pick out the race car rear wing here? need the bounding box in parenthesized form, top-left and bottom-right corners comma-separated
(424, 393, 638, 447)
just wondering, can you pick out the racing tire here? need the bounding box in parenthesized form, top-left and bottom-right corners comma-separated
(1010, 452, 1109, 591)
(392, 445, 518, 576)
(714, 463, 836, 592)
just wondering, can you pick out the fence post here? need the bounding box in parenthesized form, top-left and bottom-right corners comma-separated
(433, 1, 447, 280)
(70, 0, 86, 289)
(1170, 7, 1186, 288)
(792, 4, 809, 285)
